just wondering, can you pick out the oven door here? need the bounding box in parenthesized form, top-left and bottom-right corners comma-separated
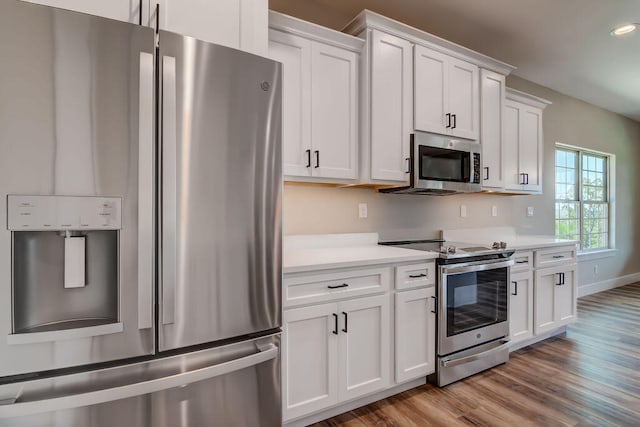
(438, 259, 512, 355)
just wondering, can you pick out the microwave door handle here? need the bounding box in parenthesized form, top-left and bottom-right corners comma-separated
(137, 52, 154, 329)
(0, 344, 278, 419)
(161, 55, 177, 325)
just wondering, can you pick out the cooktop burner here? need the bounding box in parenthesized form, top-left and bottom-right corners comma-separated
(379, 239, 513, 260)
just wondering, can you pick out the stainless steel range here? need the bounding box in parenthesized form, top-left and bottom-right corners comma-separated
(380, 239, 514, 386)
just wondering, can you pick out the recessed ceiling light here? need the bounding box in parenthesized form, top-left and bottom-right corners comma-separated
(610, 23, 638, 36)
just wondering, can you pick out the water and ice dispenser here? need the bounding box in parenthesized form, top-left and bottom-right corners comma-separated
(8, 195, 121, 336)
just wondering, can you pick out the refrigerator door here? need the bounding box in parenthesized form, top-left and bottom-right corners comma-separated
(0, 1, 155, 377)
(0, 334, 281, 427)
(158, 31, 282, 351)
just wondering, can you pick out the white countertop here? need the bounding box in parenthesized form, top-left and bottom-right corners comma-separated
(283, 230, 579, 274)
(283, 233, 437, 274)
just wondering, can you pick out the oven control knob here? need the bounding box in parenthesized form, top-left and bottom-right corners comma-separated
(491, 242, 500, 249)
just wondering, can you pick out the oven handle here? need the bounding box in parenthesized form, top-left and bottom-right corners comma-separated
(441, 339, 510, 368)
(440, 259, 514, 275)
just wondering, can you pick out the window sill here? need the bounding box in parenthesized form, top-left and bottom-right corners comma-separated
(578, 249, 617, 262)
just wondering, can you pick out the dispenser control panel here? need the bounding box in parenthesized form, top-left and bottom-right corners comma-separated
(7, 195, 122, 230)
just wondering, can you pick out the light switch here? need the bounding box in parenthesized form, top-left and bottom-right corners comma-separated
(64, 236, 86, 288)
(491, 206, 498, 217)
(460, 205, 467, 218)
(358, 203, 368, 219)
(527, 207, 534, 217)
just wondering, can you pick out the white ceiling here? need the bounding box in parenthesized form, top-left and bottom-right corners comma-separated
(270, 0, 640, 122)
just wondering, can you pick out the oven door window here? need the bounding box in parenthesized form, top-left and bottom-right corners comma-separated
(446, 268, 508, 337)
(419, 145, 470, 182)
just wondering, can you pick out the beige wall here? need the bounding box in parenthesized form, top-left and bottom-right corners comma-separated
(284, 76, 640, 288)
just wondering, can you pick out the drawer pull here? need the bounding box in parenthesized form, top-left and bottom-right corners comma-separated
(515, 260, 529, 264)
(409, 273, 427, 278)
(327, 283, 349, 289)
(552, 255, 565, 259)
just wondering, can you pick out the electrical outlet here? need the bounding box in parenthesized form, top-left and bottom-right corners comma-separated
(358, 203, 368, 219)
(594, 265, 598, 275)
(460, 205, 467, 218)
(527, 207, 534, 217)
(492, 206, 498, 217)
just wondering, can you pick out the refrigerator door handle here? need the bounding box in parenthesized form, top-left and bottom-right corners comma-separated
(138, 52, 155, 330)
(161, 55, 177, 325)
(0, 343, 278, 419)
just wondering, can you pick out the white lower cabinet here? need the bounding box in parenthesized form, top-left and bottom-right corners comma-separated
(338, 295, 391, 401)
(282, 294, 390, 422)
(509, 271, 533, 344)
(395, 287, 436, 383)
(534, 264, 577, 335)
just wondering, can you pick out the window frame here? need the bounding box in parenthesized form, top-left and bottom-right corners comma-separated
(555, 143, 615, 252)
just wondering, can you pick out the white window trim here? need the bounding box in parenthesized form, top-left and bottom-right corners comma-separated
(555, 142, 616, 250)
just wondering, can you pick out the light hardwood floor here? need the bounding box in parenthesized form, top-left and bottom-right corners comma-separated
(313, 283, 640, 426)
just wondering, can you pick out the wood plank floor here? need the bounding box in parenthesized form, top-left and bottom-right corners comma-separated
(313, 283, 640, 427)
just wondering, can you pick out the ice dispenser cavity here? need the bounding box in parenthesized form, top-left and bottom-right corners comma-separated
(8, 195, 121, 335)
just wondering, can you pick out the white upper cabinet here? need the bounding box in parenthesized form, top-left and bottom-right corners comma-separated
(23, 0, 139, 23)
(368, 30, 413, 182)
(480, 69, 506, 189)
(414, 45, 479, 140)
(268, 30, 312, 177)
(504, 88, 550, 193)
(269, 12, 362, 182)
(310, 42, 358, 180)
(153, 0, 268, 55)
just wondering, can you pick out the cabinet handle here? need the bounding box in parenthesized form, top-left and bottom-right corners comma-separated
(452, 114, 457, 129)
(409, 273, 427, 278)
(512, 281, 518, 296)
(314, 150, 320, 168)
(405, 157, 411, 174)
(555, 273, 566, 286)
(525, 173, 529, 185)
(515, 260, 529, 264)
(155, 3, 160, 35)
(431, 296, 437, 314)
(342, 312, 348, 333)
(446, 113, 451, 128)
(484, 167, 489, 181)
(332, 313, 338, 335)
(305, 149, 311, 168)
(552, 255, 565, 259)
(327, 283, 349, 289)
(561, 272, 566, 285)
(519, 173, 526, 185)
(138, 0, 142, 25)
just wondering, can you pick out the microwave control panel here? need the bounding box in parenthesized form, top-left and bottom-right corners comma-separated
(7, 195, 122, 231)
(472, 153, 481, 184)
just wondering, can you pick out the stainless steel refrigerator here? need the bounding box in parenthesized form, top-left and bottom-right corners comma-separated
(0, 1, 282, 425)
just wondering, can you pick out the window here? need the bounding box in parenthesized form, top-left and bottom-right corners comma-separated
(555, 145, 613, 251)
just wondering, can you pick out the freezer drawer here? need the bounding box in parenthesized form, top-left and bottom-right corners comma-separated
(0, 334, 281, 427)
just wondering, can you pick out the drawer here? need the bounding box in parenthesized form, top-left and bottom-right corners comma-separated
(511, 251, 533, 272)
(284, 266, 392, 307)
(395, 262, 436, 290)
(534, 245, 577, 268)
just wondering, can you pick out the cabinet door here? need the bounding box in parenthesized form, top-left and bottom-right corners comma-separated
(534, 265, 577, 335)
(282, 304, 339, 421)
(555, 267, 577, 327)
(395, 287, 436, 383)
(480, 70, 505, 188)
(503, 100, 522, 191)
(310, 41, 358, 179)
(338, 294, 390, 401)
(448, 57, 479, 140)
(268, 30, 312, 177)
(509, 271, 533, 344)
(23, 0, 138, 22)
(414, 45, 448, 135)
(518, 106, 543, 192)
(370, 30, 413, 182)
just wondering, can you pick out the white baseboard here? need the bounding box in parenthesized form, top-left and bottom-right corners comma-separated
(284, 378, 426, 427)
(578, 272, 640, 297)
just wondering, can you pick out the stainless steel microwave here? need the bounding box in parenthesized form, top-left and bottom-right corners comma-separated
(380, 132, 482, 195)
